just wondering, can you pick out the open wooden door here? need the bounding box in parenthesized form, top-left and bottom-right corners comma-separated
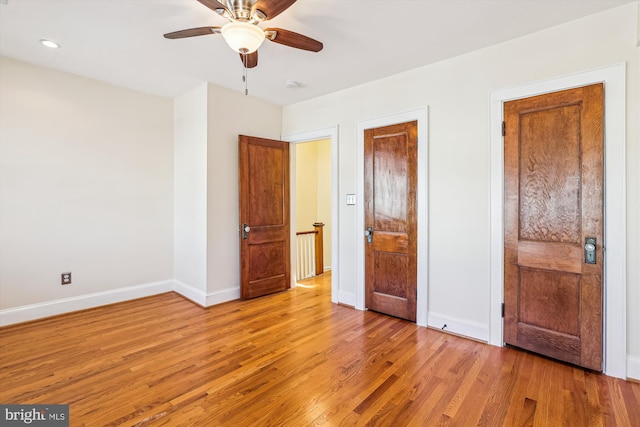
(503, 84, 604, 370)
(239, 135, 290, 299)
(364, 121, 418, 322)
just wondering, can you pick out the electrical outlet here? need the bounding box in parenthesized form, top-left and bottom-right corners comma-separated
(61, 272, 72, 285)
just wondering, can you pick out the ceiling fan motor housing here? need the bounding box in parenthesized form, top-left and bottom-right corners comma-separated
(222, 0, 263, 22)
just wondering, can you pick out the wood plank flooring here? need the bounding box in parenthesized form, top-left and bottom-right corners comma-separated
(1, 272, 638, 426)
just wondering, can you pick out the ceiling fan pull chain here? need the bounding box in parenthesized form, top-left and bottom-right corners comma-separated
(242, 52, 249, 95)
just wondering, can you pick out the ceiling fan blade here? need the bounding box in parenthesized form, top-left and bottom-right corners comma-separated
(164, 27, 221, 39)
(239, 51, 258, 69)
(254, 0, 297, 20)
(197, 0, 229, 13)
(265, 28, 323, 52)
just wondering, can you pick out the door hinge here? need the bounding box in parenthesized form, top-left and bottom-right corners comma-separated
(501, 303, 505, 318)
(501, 121, 506, 136)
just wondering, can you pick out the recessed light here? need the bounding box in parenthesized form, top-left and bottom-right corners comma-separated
(40, 39, 60, 49)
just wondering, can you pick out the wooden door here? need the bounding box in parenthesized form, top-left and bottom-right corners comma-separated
(364, 121, 418, 321)
(504, 84, 604, 370)
(239, 135, 290, 299)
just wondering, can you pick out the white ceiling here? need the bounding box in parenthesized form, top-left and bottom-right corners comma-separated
(0, 0, 633, 106)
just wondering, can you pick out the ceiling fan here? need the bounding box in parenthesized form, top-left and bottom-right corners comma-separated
(164, 0, 323, 69)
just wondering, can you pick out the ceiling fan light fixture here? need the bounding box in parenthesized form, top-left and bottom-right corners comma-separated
(221, 21, 265, 54)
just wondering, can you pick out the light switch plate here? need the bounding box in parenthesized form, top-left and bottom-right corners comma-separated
(346, 194, 356, 205)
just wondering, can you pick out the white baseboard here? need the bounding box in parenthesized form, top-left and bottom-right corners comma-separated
(627, 355, 640, 380)
(205, 286, 240, 306)
(173, 280, 207, 306)
(173, 280, 240, 307)
(427, 311, 490, 342)
(0, 280, 173, 327)
(1, 280, 241, 326)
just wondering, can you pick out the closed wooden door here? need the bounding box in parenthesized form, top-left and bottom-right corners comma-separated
(239, 135, 290, 299)
(503, 84, 604, 370)
(364, 121, 418, 321)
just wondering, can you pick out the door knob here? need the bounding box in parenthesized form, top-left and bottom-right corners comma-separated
(242, 224, 250, 240)
(364, 226, 373, 244)
(585, 237, 596, 264)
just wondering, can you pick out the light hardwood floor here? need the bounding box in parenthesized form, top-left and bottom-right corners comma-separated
(1, 272, 638, 426)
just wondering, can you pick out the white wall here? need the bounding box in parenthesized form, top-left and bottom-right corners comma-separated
(173, 83, 282, 305)
(173, 84, 208, 299)
(0, 60, 282, 319)
(281, 3, 639, 377)
(206, 83, 282, 299)
(0, 56, 174, 315)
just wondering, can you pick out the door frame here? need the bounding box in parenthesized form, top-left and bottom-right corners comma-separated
(356, 109, 429, 327)
(282, 126, 339, 303)
(489, 63, 627, 378)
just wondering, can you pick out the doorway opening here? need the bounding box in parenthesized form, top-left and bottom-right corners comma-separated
(293, 138, 332, 285)
(283, 127, 339, 304)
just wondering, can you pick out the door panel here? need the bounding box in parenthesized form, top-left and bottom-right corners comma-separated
(518, 268, 580, 336)
(239, 135, 290, 299)
(364, 121, 417, 322)
(504, 84, 604, 370)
